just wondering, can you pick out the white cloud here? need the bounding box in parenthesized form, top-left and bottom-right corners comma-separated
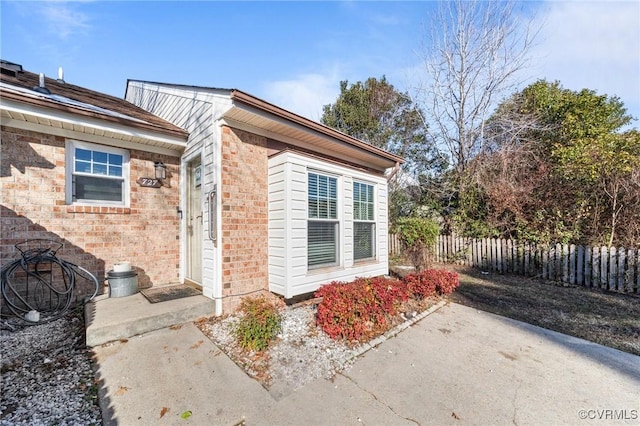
(263, 68, 343, 122)
(531, 1, 640, 119)
(36, 1, 92, 40)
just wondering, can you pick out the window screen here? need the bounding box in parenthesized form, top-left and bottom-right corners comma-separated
(353, 182, 375, 260)
(308, 172, 338, 267)
(68, 141, 128, 205)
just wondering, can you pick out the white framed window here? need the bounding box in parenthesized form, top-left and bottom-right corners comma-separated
(308, 172, 339, 268)
(66, 140, 129, 206)
(353, 181, 375, 261)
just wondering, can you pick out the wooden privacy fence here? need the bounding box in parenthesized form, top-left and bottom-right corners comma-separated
(388, 233, 639, 294)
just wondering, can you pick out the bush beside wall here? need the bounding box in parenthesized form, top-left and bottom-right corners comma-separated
(315, 269, 459, 342)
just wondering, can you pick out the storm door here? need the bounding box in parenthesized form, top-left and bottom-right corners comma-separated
(186, 157, 203, 286)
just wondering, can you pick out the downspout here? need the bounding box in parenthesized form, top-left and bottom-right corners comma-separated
(386, 161, 401, 182)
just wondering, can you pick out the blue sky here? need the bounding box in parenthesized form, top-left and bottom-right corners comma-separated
(2, 1, 639, 128)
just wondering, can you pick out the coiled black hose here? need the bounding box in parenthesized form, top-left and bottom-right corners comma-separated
(0, 240, 99, 325)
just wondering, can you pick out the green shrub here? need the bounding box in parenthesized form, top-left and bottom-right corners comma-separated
(393, 217, 439, 270)
(234, 296, 281, 352)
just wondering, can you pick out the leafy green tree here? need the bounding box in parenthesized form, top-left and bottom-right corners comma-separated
(321, 76, 428, 159)
(321, 77, 439, 223)
(468, 80, 640, 246)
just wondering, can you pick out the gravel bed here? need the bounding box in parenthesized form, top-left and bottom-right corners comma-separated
(0, 309, 101, 426)
(198, 303, 357, 392)
(268, 304, 356, 388)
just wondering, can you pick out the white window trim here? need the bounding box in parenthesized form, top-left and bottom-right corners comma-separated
(353, 181, 377, 261)
(65, 140, 130, 207)
(307, 170, 341, 269)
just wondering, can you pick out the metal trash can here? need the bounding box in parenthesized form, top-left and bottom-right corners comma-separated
(107, 269, 138, 297)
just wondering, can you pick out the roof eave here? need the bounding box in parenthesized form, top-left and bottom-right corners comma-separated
(1, 96, 187, 153)
(0, 88, 189, 140)
(229, 89, 404, 165)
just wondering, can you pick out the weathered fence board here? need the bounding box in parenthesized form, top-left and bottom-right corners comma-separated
(391, 233, 639, 294)
(576, 245, 583, 285)
(626, 249, 640, 291)
(592, 247, 600, 288)
(617, 248, 625, 292)
(601, 246, 608, 289)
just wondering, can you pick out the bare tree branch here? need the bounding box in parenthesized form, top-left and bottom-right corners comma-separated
(416, 0, 540, 173)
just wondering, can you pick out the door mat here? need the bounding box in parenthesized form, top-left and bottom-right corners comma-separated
(141, 284, 201, 304)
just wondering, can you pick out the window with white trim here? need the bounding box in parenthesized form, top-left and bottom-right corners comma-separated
(353, 181, 375, 261)
(66, 140, 129, 206)
(308, 172, 338, 268)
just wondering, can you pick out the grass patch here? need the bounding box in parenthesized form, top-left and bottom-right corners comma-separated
(443, 265, 640, 355)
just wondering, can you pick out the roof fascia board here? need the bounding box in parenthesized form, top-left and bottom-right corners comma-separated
(230, 90, 403, 164)
(220, 115, 394, 172)
(1, 98, 187, 150)
(1, 117, 183, 157)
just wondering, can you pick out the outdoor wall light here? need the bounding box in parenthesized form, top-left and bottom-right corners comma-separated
(154, 161, 167, 180)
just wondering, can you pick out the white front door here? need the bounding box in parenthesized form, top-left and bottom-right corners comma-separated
(186, 157, 202, 285)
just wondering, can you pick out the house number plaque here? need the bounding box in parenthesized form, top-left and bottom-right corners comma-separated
(136, 177, 162, 188)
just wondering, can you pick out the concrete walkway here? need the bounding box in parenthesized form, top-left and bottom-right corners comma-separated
(92, 303, 640, 425)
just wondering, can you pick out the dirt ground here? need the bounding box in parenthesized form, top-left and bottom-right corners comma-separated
(439, 264, 640, 356)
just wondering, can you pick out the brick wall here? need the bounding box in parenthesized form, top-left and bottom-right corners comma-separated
(1, 126, 181, 301)
(220, 126, 270, 312)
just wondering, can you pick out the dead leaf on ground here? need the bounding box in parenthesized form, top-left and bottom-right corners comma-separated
(169, 324, 182, 330)
(114, 386, 129, 396)
(190, 340, 204, 349)
(160, 406, 169, 418)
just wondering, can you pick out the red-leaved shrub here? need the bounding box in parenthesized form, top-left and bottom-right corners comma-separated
(405, 269, 460, 298)
(315, 269, 460, 342)
(369, 276, 409, 316)
(404, 271, 437, 299)
(315, 277, 407, 341)
(430, 269, 460, 295)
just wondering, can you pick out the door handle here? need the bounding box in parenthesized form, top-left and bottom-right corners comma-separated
(208, 185, 217, 246)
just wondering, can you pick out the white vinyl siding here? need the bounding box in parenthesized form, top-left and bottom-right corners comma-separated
(66, 140, 129, 206)
(268, 151, 389, 298)
(126, 81, 233, 304)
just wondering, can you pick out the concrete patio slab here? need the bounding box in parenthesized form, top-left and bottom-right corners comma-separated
(92, 302, 640, 425)
(85, 293, 216, 347)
